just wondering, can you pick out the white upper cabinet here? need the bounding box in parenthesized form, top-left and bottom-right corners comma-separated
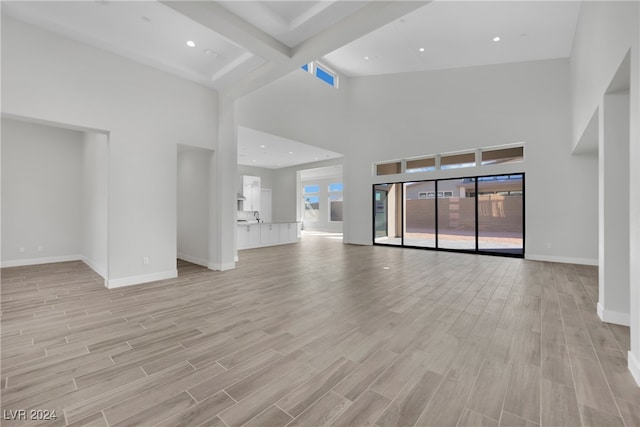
(242, 175, 261, 212)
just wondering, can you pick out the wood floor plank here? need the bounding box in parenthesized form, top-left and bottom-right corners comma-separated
(502, 361, 540, 423)
(615, 397, 640, 427)
(457, 408, 499, 427)
(375, 369, 443, 427)
(579, 404, 625, 427)
(569, 351, 619, 415)
(498, 411, 539, 427)
(64, 362, 195, 424)
(465, 358, 511, 420)
(187, 349, 283, 402)
(540, 379, 580, 427)
(596, 349, 640, 406)
(224, 349, 313, 402)
(244, 405, 293, 427)
(155, 391, 236, 427)
(414, 369, 476, 427)
(287, 391, 351, 427)
(277, 357, 357, 418)
(110, 391, 196, 427)
(101, 362, 225, 425)
(0, 234, 634, 427)
(218, 363, 316, 427)
(332, 348, 397, 401)
(328, 389, 390, 427)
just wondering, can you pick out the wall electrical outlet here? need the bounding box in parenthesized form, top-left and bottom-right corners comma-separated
(37, 246, 44, 252)
(546, 243, 552, 249)
(19, 247, 25, 253)
(143, 256, 150, 265)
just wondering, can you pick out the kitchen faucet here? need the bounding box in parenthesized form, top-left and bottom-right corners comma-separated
(254, 211, 261, 223)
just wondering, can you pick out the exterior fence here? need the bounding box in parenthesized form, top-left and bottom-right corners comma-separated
(405, 196, 523, 235)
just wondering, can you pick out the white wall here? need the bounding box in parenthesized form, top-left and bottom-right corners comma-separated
(570, 1, 639, 148)
(81, 131, 108, 278)
(348, 59, 597, 262)
(570, 0, 640, 385)
(239, 59, 598, 264)
(1, 118, 83, 265)
(2, 16, 219, 286)
(237, 70, 350, 156)
(177, 147, 211, 267)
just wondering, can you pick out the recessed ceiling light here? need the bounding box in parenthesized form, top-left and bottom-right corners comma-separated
(252, 159, 256, 162)
(364, 56, 369, 60)
(493, 36, 501, 42)
(186, 40, 196, 47)
(419, 47, 425, 52)
(288, 151, 293, 154)
(260, 145, 265, 148)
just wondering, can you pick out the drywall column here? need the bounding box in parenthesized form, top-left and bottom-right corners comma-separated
(629, 6, 640, 385)
(209, 95, 237, 270)
(598, 93, 630, 325)
(81, 131, 108, 281)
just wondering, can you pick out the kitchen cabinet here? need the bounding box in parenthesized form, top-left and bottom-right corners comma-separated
(260, 223, 280, 245)
(279, 222, 299, 242)
(242, 175, 261, 212)
(237, 223, 260, 249)
(237, 222, 300, 250)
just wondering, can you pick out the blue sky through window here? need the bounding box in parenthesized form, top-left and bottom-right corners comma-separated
(304, 185, 320, 193)
(315, 66, 335, 86)
(328, 183, 343, 192)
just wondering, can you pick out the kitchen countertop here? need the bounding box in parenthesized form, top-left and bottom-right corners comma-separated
(237, 221, 300, 225)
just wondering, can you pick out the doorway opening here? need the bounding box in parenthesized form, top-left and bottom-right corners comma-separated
(177, 144, 213, 273)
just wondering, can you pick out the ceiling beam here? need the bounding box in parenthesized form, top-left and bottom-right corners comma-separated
(160, 0, 291, 62)
(222, 1, 430, 99)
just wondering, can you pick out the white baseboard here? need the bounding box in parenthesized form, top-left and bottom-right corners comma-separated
(1, 254, 82, 268)
(107, 270, 177, 289)
(597, 302, 630, 326)
(81, 256, 107, 280)
(628, 351, 640, 387)
(177, 253, 208, 268)
(208, 262, 235, 271)
(525, 254, 598, 266)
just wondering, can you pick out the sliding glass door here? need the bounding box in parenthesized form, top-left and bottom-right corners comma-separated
(477, 174, 524, 255)
(374, 173, 524, 258)
(437, 178, 476, 251)
(403, 181, 436, 248)
(374, 184, 402, 245)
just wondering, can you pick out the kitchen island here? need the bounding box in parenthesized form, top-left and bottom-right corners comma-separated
(237, 221, 300, 250)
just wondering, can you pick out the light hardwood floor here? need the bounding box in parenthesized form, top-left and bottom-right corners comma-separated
(1, 233, 639, 427)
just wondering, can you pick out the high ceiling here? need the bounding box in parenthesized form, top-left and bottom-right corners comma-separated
(2, 1, 582, 168)
(324, 1, 581, 77)
(238, 127, 342, 169)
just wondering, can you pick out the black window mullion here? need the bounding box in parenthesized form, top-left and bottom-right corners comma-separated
(435, 180, 439, 249)
(400, 183, 404, 247)
(475, 177, 479, 252)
